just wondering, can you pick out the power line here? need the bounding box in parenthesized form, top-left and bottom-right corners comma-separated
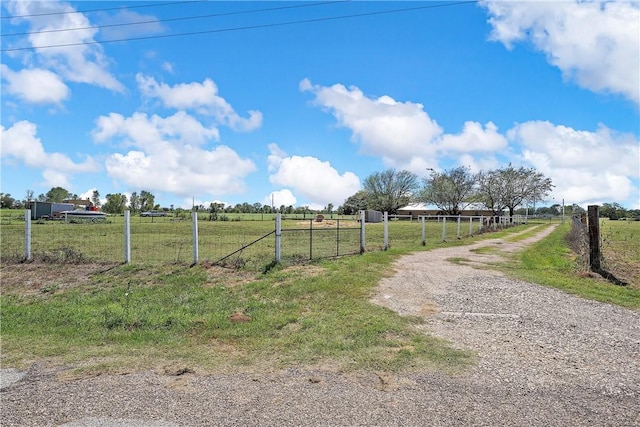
(0, 1, 206, 19)
(1, 1, 477, 53)
(2, 1, 346, 37)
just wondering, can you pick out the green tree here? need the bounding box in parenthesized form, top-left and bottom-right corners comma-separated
(419, 166, 476, 215)
(45, 186, 70, 202)
(208, 202, 225, 221)
(139, 190, 155, 211)
(477, 165, 553, 219)
(600, 202, 627, 220)
(341, 190, 370, 215)
(102, 193, 128, 214)
(363, 169, 419, 214)
(91, 190, 101, 207)
(0, 193, 16, 208)
(129, 192, 140, 212)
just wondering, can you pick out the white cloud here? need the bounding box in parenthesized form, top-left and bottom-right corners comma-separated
(508, 121, 639, 205)
(439, 121, 508, 153)
(4, 0, 124, 93)
(483, 0, 640, 104)
(136, 74, 262, 131)
(1, 120, 99, 188)
(1, 65, 70, 105)
(300, 78, 443, 169)
(92, 112, 256, 197)
(267, 143, 361, 207)
(94, 9, 165, 40)
(301, 79, 510, 175)
(92, 112, 220, 146)
(263, 189, 297, 208)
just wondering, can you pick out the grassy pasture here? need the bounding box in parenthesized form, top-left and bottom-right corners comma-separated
(599, 219, 640, 288)
(1, 211, 507, 269)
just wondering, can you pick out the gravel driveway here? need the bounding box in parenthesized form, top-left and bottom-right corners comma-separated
(3, 225, 639, 426)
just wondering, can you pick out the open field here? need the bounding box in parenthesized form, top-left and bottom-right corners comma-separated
(0, 209, 528, 269)
(599, 219, 640, 288)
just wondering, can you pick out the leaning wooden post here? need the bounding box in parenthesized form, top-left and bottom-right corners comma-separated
(588, 205, 601, 272)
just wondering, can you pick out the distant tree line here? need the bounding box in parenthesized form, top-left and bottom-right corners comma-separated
(1, 174, 637, 220)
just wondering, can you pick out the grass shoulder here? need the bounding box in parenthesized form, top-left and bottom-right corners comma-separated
(500, 222, 640, 310)
(1, 251, 472, 377)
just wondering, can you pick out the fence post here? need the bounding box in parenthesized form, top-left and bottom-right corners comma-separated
(421, 216, 426, 246)
(192, 211, 199, 265)
(275, 213, 281, 262)
(469, 216, 473, 237)
(587, 205, 601, 271)
(309, 218, 313, 260)
(360, 210, 365, 254)
(336, 219, 340, 257)
(441, 216, 447, 242)
(383, 211, 389, 250)
(124, 210, 131, 263)
(456, 215, 461, 239)
(24, 209, 32, 261)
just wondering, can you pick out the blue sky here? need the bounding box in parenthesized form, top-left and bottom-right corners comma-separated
(1, 0, 639, 211)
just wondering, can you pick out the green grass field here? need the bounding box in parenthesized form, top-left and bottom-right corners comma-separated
(599, 219, 640, 288)
(1, 209, 515, 269)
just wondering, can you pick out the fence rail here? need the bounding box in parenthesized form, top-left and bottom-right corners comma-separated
(1, 210, 530, 270)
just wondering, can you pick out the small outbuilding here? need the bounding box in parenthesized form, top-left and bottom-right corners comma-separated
(29, 201, 75, 220)
(363, 210, 383, 223)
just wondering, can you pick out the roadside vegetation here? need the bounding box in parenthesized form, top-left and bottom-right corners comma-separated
(1, 248, 475, 377)
(502, 221, 640, 310)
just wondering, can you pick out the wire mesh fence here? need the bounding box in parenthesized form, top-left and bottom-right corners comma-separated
(2, 210, 531, 271)
(280, 219, 361, 264)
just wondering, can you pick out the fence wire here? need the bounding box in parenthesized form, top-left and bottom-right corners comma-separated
(2, 211, 531, 271)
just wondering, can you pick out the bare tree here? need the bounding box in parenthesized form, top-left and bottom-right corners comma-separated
(419, 166, 476, 215)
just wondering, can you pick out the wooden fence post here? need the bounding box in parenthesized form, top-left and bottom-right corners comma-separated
(588, 205, 601, 271)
